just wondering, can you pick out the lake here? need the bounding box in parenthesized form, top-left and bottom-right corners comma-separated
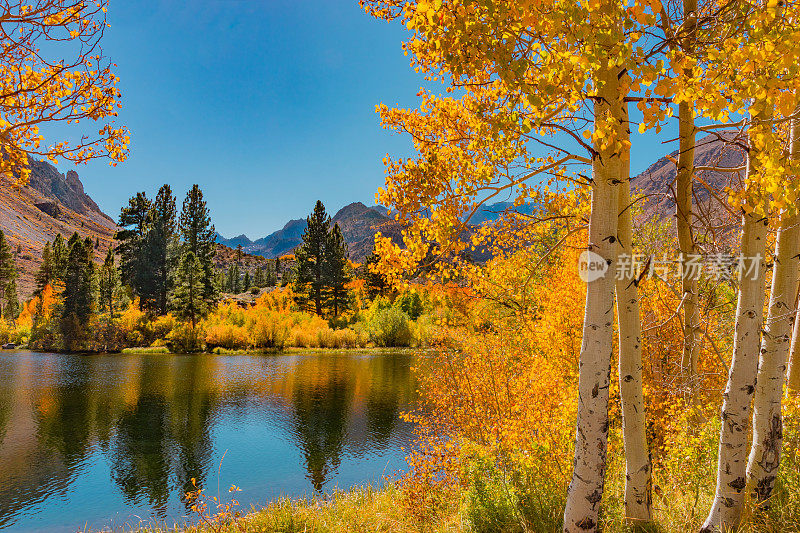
(0, 351, 417, 532)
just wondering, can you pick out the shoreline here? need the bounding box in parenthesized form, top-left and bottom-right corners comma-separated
(2, 346, 423, 357)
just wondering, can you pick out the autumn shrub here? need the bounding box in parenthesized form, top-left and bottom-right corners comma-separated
(205, 322, 249, 350)
(316, 328, 339, 348)
(167, 323, 204, 353)
(250, 315, 291, 349)
(290, 328, 316, 348)
(146, 314, 177, 345)
(410, 314, 436, 347)
(0, 320, 11, 343)
(313, 327, 364, 349)
(398, 247, 583, 528)
(11, 322, 30, 345)
(335, 328, 365, 348)
(200, 293, 334, 351)
(116, 299, 147, 346)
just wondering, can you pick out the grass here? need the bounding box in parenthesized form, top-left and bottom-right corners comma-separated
(120, 346, 171, 354)
(127, 484, 465, 533)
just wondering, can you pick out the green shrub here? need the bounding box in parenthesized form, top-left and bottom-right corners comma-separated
(395, 290, 424, 320)
(368, 307, 413, 347)
(461, 449, 564, 533)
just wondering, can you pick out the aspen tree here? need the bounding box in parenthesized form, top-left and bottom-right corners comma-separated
(789, 287, 800, 392)
(361, 1, 660, 529)
(615, 104, 652, 524)
(701, 1, 800, 526)
(787, 123, 800, 395)
(676, 0, 702, 384)
(746, 100, 800, 501)
(703, 113, 771, 532)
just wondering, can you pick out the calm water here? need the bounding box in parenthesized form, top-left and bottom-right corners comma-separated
(0, 351, 417, 532)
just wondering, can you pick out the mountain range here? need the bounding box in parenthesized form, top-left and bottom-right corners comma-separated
(214, 200, 542, 261)
(215, 203, 396, 260)
(0, 134, 742, 298)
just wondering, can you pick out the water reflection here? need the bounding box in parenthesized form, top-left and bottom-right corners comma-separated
(0, 352, 416, 532)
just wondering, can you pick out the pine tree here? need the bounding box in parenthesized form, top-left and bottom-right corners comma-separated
(294, 200, 330, 315)
(0, 231, 16, 317)
(52, 233, 68, 282)
(179, 185, 217, 303)
(214, 269, 226, 294)
(61, 234, 96, 351)
(233, 264, 242, 293)
(36, 242, 55, 295)
(266, 262, 277, 287)
(142, 184, 178, 314)
(4, 278, 19, 323)
(225, 264, 241, 293)
(173, 251, 207, 330)
(323, 223, 351, 318)
(98, 248, 121, 318)
(253, 267, 264, 288)
(236, 243, 243, 263)
(243, 271, 251, 292)
(116, 192, 151, 294)
(364, 250, 389, 298)
(225, 266, 233, 293)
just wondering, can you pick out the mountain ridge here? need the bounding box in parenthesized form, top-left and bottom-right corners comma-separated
(0, 158, 118, 297)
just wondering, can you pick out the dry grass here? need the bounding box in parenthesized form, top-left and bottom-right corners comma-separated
(127, 485, 465, 533)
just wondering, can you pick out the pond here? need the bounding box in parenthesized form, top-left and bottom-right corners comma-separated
(0, 351, 417, 532)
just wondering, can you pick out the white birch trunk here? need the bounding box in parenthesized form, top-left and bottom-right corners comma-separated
(746, 210, 800, 501)
(788, 299, 800, 393)
(702, 143, 769, 532)
(785, 109, 800, 395)
(615, 105, 652, 524)
(562, 65, 622, 533)
(745, 104, 800, 501)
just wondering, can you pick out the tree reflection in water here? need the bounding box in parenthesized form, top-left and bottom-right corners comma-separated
(0, 351, 416, 531)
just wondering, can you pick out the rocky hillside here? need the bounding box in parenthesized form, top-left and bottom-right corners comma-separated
(633, 134, 745, 218)
(0, 159, 117, 297)
(632, 134, 744, 249)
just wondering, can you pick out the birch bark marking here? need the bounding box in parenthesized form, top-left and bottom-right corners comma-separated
(702, 133, 770, 532)
(562, 62, 623, 533)
(615, 104, 652, 524)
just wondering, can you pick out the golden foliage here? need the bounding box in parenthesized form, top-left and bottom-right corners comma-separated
(0, 1, 129, 182)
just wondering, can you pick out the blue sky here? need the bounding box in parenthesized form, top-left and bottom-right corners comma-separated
(49, 0, 675, 239)
(57, 0, 424, 238)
